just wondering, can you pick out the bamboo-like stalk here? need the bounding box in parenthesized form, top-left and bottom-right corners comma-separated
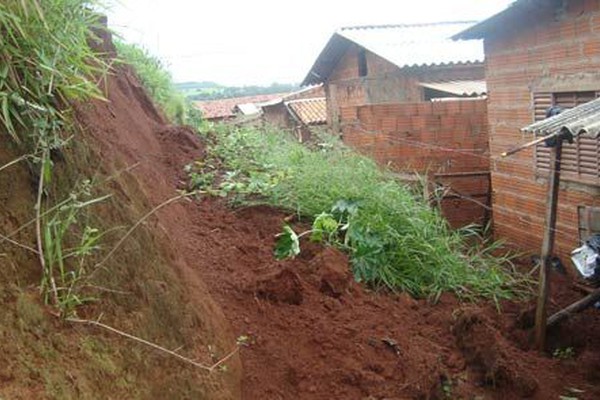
(67, 317, 239, 372)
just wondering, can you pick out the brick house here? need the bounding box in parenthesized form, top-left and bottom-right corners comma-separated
(454, 0, 600, 259)
(261, 85, 327, 142)
(302, 22, 491, 227)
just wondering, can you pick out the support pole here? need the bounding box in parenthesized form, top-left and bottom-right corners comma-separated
(534, 137, 563, 352)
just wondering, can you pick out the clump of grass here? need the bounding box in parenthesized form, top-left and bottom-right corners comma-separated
(114, 41, 202, 126)
(1, 0, 110, 310)
(200, 124, 529, 302)
(0, 0, 107, 148)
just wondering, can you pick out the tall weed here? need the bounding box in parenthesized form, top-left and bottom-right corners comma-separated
(114, 41, 202, 126)
(201, 124, 529, 302)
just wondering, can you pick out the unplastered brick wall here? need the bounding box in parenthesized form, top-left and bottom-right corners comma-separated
(485, 0, 600, 260)
(340, 99, 490, 227)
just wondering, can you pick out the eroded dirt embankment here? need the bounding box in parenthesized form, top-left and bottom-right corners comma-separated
(3, 28, 600, 400)
(1, 32, 239, 398)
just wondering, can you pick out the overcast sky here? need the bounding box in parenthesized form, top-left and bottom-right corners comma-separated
(107, 0, 513, 86)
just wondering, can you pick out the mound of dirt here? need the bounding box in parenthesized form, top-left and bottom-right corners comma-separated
(255, 267, 304, 305)
(175, 195, 600, 399)
(452, 308, 539, 398)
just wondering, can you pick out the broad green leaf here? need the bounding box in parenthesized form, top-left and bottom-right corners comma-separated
(310, 212, 338, 242)
(274, 225, 300, 260)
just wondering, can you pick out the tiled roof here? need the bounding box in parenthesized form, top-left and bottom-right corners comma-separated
(303, 22, 483, 86)
(193, 93, 287, 119)
(286, 98, 327, 125)
(522, 97, 600, 138)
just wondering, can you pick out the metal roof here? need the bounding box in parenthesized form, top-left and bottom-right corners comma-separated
(419, 80, 487, 96)
(235, 103, 261, 115)
(453, 0, 561, 40)
(285, 98, 327, 126)
(521, 97, 600, 138)
(302, 21, 483, 86)
(259, 85, 324, 107)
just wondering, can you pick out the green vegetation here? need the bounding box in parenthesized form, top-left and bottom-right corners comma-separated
(192, 124, 528, 302)
(553, 347, 576, 360)
(115, 41, 202, 126)
(0, 0, 106, 147)
(177, 81, 298, 101)
(0, 2, 230, 397)
(0, 0, 109, 313)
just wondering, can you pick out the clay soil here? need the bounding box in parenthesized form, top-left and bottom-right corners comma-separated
(48, 35, 600, 398)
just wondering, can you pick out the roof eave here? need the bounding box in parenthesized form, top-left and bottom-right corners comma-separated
(452, 0, 561, 40)
(301, 33, 350, 86)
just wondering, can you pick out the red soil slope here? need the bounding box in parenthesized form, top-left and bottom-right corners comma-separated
(71, 38, 600, 399)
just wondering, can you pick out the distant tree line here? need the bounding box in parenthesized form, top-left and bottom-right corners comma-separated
(176, 82, 299, 101)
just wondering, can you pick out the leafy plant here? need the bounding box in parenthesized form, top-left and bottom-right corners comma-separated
(274, 200, 355, 260)
(200, 124, 529, 301)
(274, 226, 301, 260)
(553, 347, 576, 360)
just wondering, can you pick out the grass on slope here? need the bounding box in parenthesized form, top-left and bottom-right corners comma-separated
(192, 124, 529, 303)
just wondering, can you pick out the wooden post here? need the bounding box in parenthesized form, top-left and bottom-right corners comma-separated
(534, 138, 563, 351)
(547, 286, 600, 328)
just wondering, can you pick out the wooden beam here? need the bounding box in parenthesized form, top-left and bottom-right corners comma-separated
(433, 171, 491, 178)
(547, 286, 600, 328)
(534, 139, 563, 351)
(501, 131, 560, 157)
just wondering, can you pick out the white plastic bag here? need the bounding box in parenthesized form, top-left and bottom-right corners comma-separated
(571, 244, 599, 278)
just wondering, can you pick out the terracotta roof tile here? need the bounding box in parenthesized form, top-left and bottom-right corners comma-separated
(193, 93, 287, 119)
(286, 98, 327, 125)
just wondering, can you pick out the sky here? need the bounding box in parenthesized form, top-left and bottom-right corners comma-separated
(107, 0, 514, 86)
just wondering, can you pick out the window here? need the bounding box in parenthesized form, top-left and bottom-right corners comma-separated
(358, 49, 368, 77)
(534, 91, 600, 185)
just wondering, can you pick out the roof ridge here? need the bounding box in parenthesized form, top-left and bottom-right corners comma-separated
(338, 21, 477, 32)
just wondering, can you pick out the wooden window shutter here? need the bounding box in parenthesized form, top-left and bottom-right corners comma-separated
(533, 92, 552, 173)
(534, 91, 600, 184)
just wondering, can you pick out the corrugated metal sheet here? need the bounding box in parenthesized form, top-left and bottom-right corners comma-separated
(339, 22, 483, 67)
(531, 92, 600, 180)
(419, 80, 487, 96)
(522, 97, 600, 138)
(285, 98, 327, 125)
(235, 103, 261, 115)
(303, 21, 483, 86)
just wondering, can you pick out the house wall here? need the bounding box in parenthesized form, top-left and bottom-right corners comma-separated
(262, 103, 290, 128)
(340, 99, 490, 227)
(484, 0, 600, 259)
(262, 86, 326, 129)
(326, 43, 484, 131)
